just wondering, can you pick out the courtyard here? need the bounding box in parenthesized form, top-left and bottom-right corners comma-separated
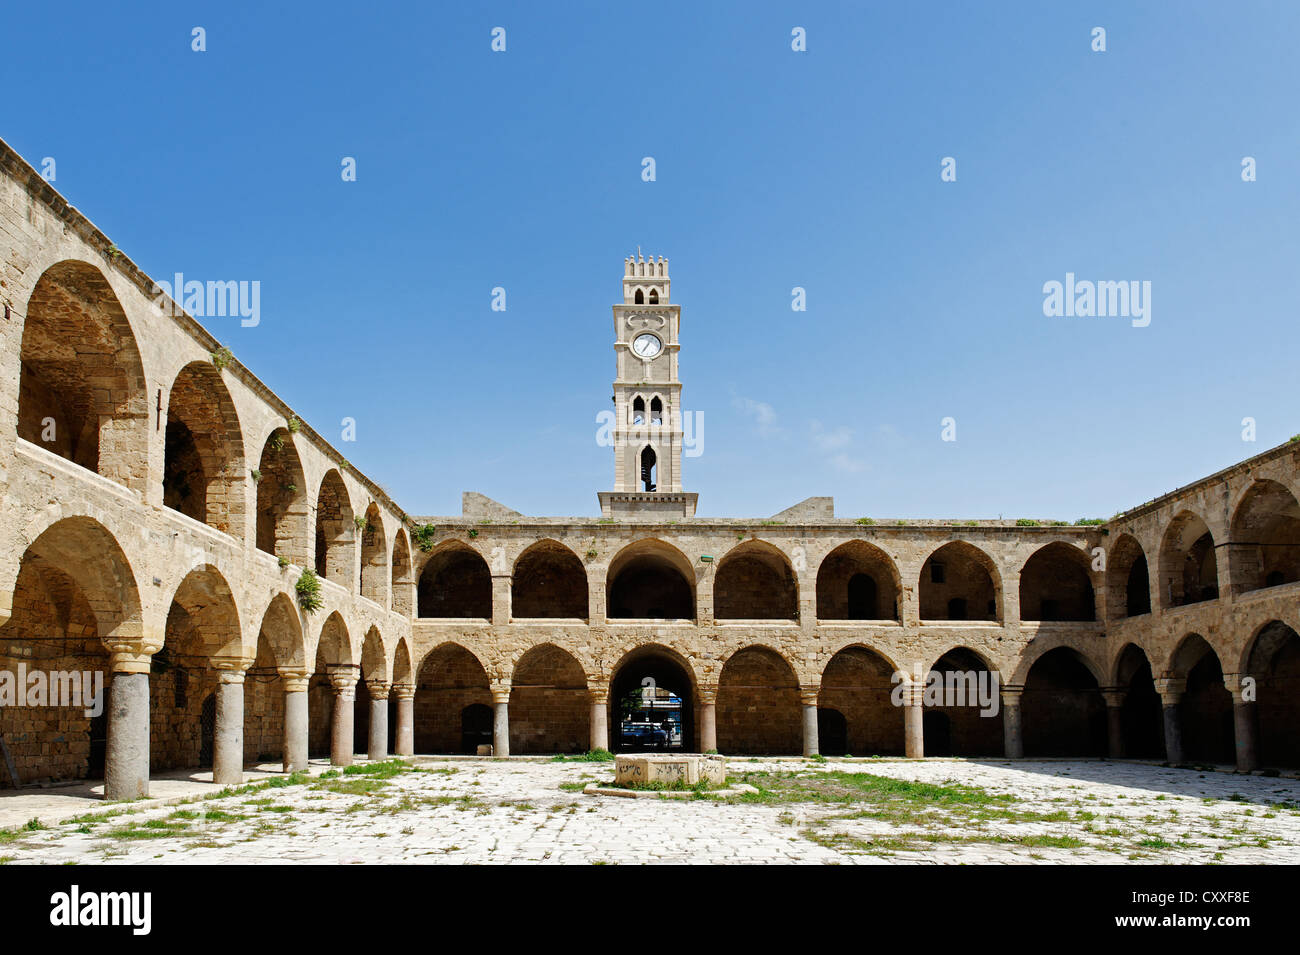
(1, 756, 1297, 865)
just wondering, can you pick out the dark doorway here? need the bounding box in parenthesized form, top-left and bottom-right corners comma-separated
(198, 693, 216, 768)
(923, 711, 952, 756)
(818, 708, 848, 756)
(460, 703, 493, 754)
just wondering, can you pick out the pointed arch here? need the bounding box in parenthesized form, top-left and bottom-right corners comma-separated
(18, 260, 149, 489)
(606, 538, 695, 620)
(391, 529, 413, 616)
(1158, 510, 1219, 608)
(1106, 534, 1150, 619)
(511, 540, 588, 619)
(1019, 542, 1096, 621)
(163, 361, 246, 537)
(1021, 646, 1106, 756)
(815, 541, 901, 621)
(359, 503, 388, 605)
(1229, 479, 1300, 594)
(919, 541, 1001, 622)
(414, 642, 492, 753)
(417, 541, 491, 618)
(717, 645, 801, 755)
(509, 643, 589, 753)
(714, 540, 797, 620)
(255, 429, 309, 566)
(818, 645, 903, 756)
(314, 470, 356, 587)
(608, 643, 698, 752)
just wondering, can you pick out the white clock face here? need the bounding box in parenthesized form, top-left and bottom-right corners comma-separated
(632, 333, 662, 358)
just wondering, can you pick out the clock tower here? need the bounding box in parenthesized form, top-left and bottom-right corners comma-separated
(598, 253, 698, 518)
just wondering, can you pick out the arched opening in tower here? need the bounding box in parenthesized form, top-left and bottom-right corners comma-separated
(640, 446, 657, 492)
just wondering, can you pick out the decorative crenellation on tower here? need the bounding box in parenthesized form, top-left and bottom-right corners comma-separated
(599, 254, 698, 518)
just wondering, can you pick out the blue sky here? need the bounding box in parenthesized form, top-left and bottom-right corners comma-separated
(5, 2, 1299, 519)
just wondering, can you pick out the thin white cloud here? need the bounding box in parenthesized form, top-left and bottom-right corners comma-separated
(733, 396, 781, 437)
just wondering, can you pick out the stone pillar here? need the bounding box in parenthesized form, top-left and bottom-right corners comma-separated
(392, 683, 415, 757)
(800, 687, 820, 757)
(698, 684, 718, 753)
(279, 667, 311, 773)
(491, 683, 511, 757)
(1001, 685, 1024, 758)
(105, 650, 152, 800)
(211, 662, 250, 786)
(1156, 678, 1185, 765)
(1224, 673, 1258, 773)
(589, 684, 609, 753)
(491, 575, 511, 626)
(367, 680, 390, 761)
(1101, 687, 1126, 759)
(902, 682, 924, 759)
(329, 665, 359, 766)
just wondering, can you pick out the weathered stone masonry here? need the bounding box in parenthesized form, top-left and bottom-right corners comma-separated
(0, 136, 1297, 801)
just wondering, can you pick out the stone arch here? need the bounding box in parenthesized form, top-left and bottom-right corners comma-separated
(639, 443, 658, 491)
(608, 643, 698, 753)
(818, 645, 903, 756)
(1021, 646, 1106, 756)
(243, 593, 305, 764)
(714, 540, 798, 620)
(1106, 534, 1151, 619)
(509, 643, 589, 753)
(162, 361, 246, 537)
(606, 539, 696, 620)
(1158, 510, 1219, 608)
(1229, 479, 1300, 594)
(1111, 643, 1163, 759)
(923, 646, 1003, 756)
(359, 503, 388, 606)
(390, 529, 413, 617)
(17, 260, 149, 489)
(815, 541, 901, 621)
(1243, 620, 1300, 767)
(717, 645, 801, 755)
(413, 642, 492, 754)
(0, 516, 142, 783)
(353, 625, 387, 754)
(511, 540, 588, 619)
(1169, 633, 1234, 764)
(1019, 542, 1096, 622)
(918, 541, 1001, 622)
(255, 429, 309, 566)
(153, 565, 243, 772)
(392, 637, 413, 686)
(309, 612, 353, 758)
(417, 541, 492, 618)
(314, 470, 356, 587)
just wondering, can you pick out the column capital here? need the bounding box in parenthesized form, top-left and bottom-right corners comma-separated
(1221, 672, 1254, 703)
(1000, 684, 1025, 705)
(697, 683, 719, 705)
(898, 682, 926, 707)
(391, 682, 416, 701)
(490, 682, 512, 705)
(799, 685, 820, 707)
(278, 666, 312, 692)
(108, 650, 154, 674)
(589, 685, 610, 705)
(1155, 677, 1186, 703)
(211, 653, 255, 680)
(328, 665, 359, 696)
(1100, 686, 1127, 708)
(366, 679, 391, 700)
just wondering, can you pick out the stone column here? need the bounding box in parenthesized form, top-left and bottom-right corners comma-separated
(698, 684, 718, 753)
(902, 681, 924, 759)
(211, 660, 251, 786)
(1224, 673, 1258, 773)
(328, 665, 359, 766)
(491, 683, 511, 757)
(392, 683, 415, 757)
(105, 649, 152, 800)
(367, 680, 390, 761)
(1101, 687, 1126, 759)
(589, 684, 609, 753)
(800, 687, 820, 757)
(1156, 678, 1186, 765)
(1001, 685, 1024, 758)
(279, 667, 311, 773)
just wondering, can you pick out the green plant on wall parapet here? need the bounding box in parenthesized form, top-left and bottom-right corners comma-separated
(296, 568, 323, 613)
(411, 522, 436, 552)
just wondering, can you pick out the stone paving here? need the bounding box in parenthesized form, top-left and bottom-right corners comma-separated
(1, 757, 1298, 865)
